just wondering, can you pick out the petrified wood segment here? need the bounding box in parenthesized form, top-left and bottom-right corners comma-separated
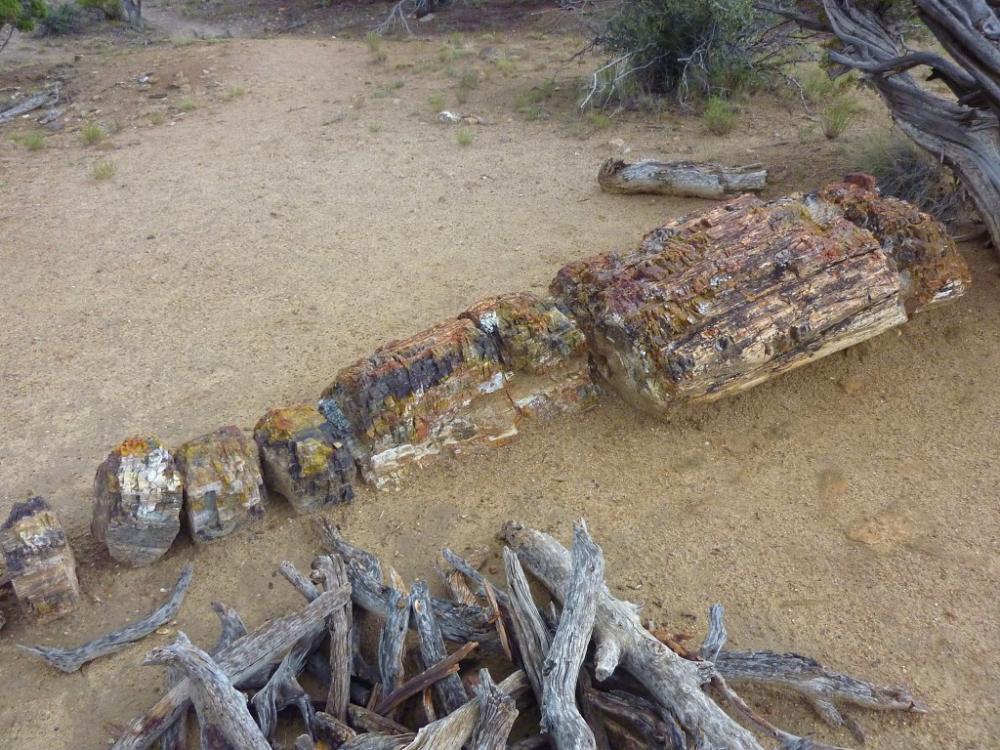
(176, 426, 265, 543)
(598, 158, 767, 198)
(461, 292, 600, 420)
(254, 405, 356, 513)
(1, 497, 80, 620)
(319, 318, 517, 488)
(552, 178, 969, 416)
(92, 436, 184, 566)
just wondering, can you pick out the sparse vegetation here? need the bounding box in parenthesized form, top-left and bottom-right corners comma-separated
(368, 122, 382, 134)
(77, 0, 121, 20)
(820, 96, 859, 139)
(1, 0, 47, 47)
(851, 130, 967, 224)
(81, 122, 105, 145)
(12, 131, 45, 151)
(493, 57, 517, 75)
(800, 66, 858, 106)
(455, 70, 479, 104)
(428, 92, 446, 111)
(366, 31, 387, 65)
(223, 85, 246, 100)
(456, 127, 474, 147)
(91, 160, 115, 180)
(37, 2, 82, 35)
(702, 97, 737, 135)
(178, 97, 197, 112)
(585, 111, 612, 130)
(373, 80, 405, 98)
(515, 79, 558, 120)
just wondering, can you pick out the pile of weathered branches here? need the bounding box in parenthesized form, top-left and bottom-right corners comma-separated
(87, 518, 925, 750)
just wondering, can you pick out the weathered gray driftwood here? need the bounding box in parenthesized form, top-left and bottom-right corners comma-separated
(318, 518, 493, 643)
(597, 158, 767, 198)
(502, 547, 550, 704)
(312, 554, 353, 721)
(437, 547, 489, 606)
(20, 563, 194, 673)
(111, 586, 350, 750)
(162, 601, 248, 750)
(411, 580, 470, 714)
(348, 705, 413, 735)
(577, 670, 612, 750)
(250, 630, 317, 740)
(470, 669, 519, 750)
(0, 86, 60, 125)
(502, 521, 763, 750)
(294, 734, 315, 750)
(341, 735, 415, 750)
(379, 587, 411, 694)
(143, 632, 270, 750)
(540, 522, 602, 750)
(581, 685, 682, 749)
(314, 711, 358, 745)
(376, 640, 478, 715)
(280, 559, 322, 601)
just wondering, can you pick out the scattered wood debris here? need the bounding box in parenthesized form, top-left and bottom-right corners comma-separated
(91, 519, 923, 750)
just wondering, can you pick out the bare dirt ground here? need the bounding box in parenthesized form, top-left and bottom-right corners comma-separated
(1, 13, 998, 750)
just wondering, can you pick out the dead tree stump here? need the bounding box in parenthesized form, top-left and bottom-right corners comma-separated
(91, 436, 184, 566)
(254, 405, 356, 513)
(1, 497, 80, 620)
(176, 426, 266, 543)
(552, 177, 970, 416)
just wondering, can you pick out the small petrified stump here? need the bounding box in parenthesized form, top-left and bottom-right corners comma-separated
(1, 497, 80, 620)
(460, 292, 600, 420)
(598, 158, 767, 198)
(176, 426, 265, 543)
(319, 318, 518, 488)
(254, 405, 356, 513)
(552, 177, 970, 416)
(92, 436, 184, 566)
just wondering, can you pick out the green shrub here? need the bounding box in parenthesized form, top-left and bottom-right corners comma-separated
(593, 0, 772, 104)
(0, 0, 47, 34)
(702, 97, 737, 135)
(78, 0, 121, 19)
(91, 160, 115, 180)
(456, 127, 473, 146)
(12, 130, 45, 150)
(365, 31, 387, 64)
(177, 97, 196, 112)
(800, 66, 857, 105)
(81, 122, 104, 145)
(820, 95, 858, 139)
(428, 92, 446, 111)
(37, 2, 81, 34)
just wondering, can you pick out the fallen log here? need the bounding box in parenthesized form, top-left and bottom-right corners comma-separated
(20, 563, 194, 673)
(0, 86, 61, 125)
(110, 586, 350, 750)
(143, 632, 271, 750)
(598, 158, 767, 198)
(552, 177, 970, 416)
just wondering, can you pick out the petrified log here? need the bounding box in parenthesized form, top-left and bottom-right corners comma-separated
(598, 159, 767, 198)
(143, 632, 271, 750)
(92, 436, 184, 566)
(21, 563, 194, 673)
(552, 177, 970, 416)
(460, 292, 600, 420)
(319, 318, 516, 488)
(1, 497, 80, 620)
(176, 425, 266, 543)
(254, 404, 356, 513)
(111, 586, 350, 750)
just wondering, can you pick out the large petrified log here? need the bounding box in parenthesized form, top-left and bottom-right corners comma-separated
(254, 404, 357, 513)
(92, 436, 184, 566)
(176, 425, 266, 543)
(552, 176, 970, 416)
(598, 159, 767, 198)
(1, 497, 80, 620)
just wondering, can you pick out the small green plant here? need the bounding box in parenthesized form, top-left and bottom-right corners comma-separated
(493, 57, 517, 75)
(428, 92, 446, 111)
(515, 80, 557, 120)
(91, 160, 115, 180)
(455, 70, 479, 104)
(178, 97, 197, 112)
(13, 131, 46, 151)
(456, 127, 474, 146)
(81, 122, 105, 145)
(585, 111, 612, 130)
(223, 85, 246, 99)
(366, 31, 387, 64)
(702, 97, 737, 135)
(373, 80, 405, 98)
(37, 2, 82, 35)
(78, 0, 122, 19)
(148, 111, 165, 125)
(368, 122, 382, 134)
(820, 95, 859, 140)
(800, 66, 858, 106)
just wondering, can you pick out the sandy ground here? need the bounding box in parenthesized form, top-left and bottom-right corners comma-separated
(1, 27, 998, 750)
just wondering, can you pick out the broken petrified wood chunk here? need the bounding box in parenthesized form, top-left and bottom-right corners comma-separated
(254, 405, 356, 513)
(319, 317, 517, 488)
(1, 497, 80, 620)
(598, 158, 767, 198)
(92, 436, 184, 566)
(460, 292, 600, 420)
(551, 177, 970, 417)
(176, 426, 265, 543)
